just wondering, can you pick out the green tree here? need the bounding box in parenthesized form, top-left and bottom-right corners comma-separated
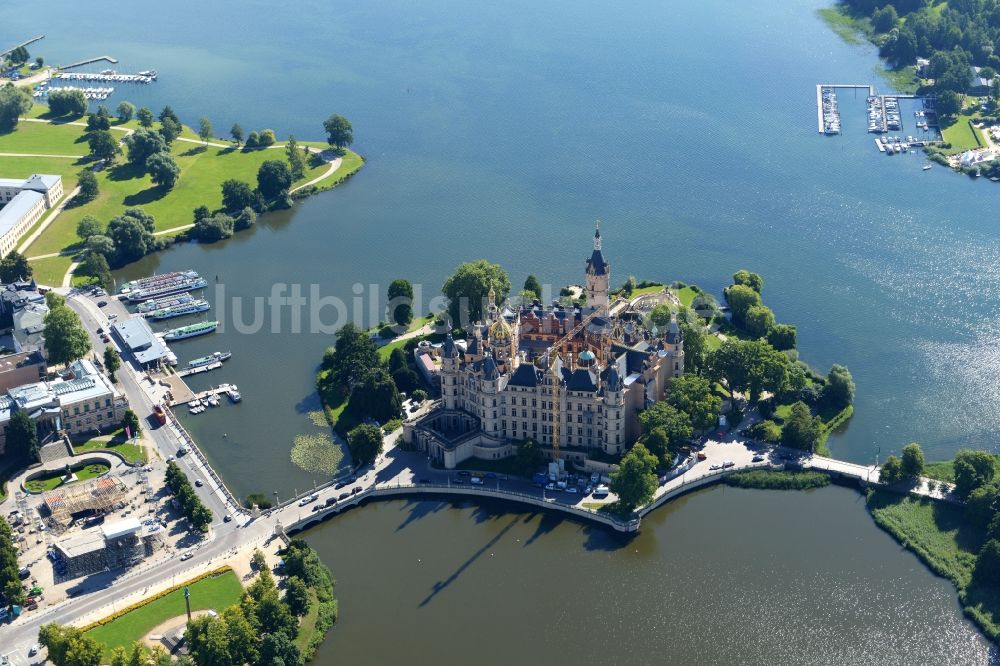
(198, 116, 213, 144)
(185, 615, 233, 666)
(723, 283, 761, 328)
(44, 304, 90, 366)
(523, 274, 542, 300)
(323, 113, 354, 149)
(285, 134, 305, 180)
(190, 502, 213, 532)
(442, 259, 511, 327)
(106, 208, 156, 265)
(258, 128, 276, 147)
(610, 443, 658, 511)
(0, 250, 32, 282)
(159, 105, 179, 124)
(245, 130, 260, 148)
(136, 106, 154, 128)
(47, 89, 87, 117)
(5, 410, 39, 463)
(347, 423, 384, 466)
(744, 304, 775, 338)
(708, 338, 789, 402)
(86, 234, 115, 258)
(347, 368, 402, 424)
(780, 401, 823, 452)
(639, 402, 693, 458)
(234, 206, 257, 231)
(748, 419, 782, 443)
(77, 251, 112, 290)
(647, 303, 673, 329)
(124, 128, 167, 167)
(953, 449, 997, 499)
(412, 388, 428, 402)
(116, 101, 135, 122)
(767, 323, 797, 351)
(258, 631, 303, 666)
(0, 85, 32, 132)
(257, 159, 293, 199)
(284, 575, 311, 616)
(85, 111, 111, 132)
(667, 374, 722, 431)
(104, 345, 121, 381)
(974, 539, 1000, 586)
(191, 213, 235, 242)
(230, 122, 244, 145)
(872, 4, 898, 32)
(251, 548, 267, 572)
(879, 455, 904, 485)
(221, 179, 260, 212)
(966, 482, 1000, 528)
(77, 170, 99, 202)
(900, 442, 925, 479)
(936, 90, 962, 117)
(146, 151, 180, 189)
(822, 364, 855, 409)
(677, 305, 708, 372)
(86, 128, 118, 162)
(513, 438, 545, 476)
(221, 606, 260, 665)
(319, 322, 381, 401)
(121, 408, 140, 436)
(39, 624, 103, 666)
(158, 117, 181, 144)
(732, 269, 763, 293)
(387, 278, 414, 327)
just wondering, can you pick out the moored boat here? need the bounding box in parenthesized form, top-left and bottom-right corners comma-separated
(188, 351, 232, 368)
(147, 299, 211, 321)
(163, 320, 219, 341)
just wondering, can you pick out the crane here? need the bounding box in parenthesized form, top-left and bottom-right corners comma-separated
(546, 299, 624, 463)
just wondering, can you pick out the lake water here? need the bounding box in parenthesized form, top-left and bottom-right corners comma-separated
(3, 0, 999, 655)
(307, 486, 992, 664)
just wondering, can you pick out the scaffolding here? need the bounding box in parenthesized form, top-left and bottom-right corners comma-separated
(42, 475, 128, 527)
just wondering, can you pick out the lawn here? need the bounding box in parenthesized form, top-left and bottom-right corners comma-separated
(672, 286, 699, 307)
(704, 333, 722, 351)
(24, 462, 110, 493)
(87, 569, 243, 658)
(293, 590, 321, 653)
(0, 119, 95, 155)
(0, 155, 87, 184)
(941, 111, 985, 153)
(924, 453, 1000, 484)
(72, 429, 148, 464)
(28, 254, 74, 287)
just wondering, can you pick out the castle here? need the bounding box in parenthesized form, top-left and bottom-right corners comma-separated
(404, 226, 685, 470)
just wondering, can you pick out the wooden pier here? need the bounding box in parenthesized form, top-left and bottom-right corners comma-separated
(166, 381, 238, 407)
(176, 361, 223, 378)
(59, 56, 119, 70)
(1, 35, 44, 59)
(816, 83, 878, 133)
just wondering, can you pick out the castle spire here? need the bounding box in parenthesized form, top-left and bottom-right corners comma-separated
(594, 220, 602, 250)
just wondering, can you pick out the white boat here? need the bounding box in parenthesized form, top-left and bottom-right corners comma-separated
(226, 386, 242, 403)
(206, 394, 220, 407)
(922, 165, 932, 171)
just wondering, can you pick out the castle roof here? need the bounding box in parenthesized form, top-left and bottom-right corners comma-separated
(443, 333, 458, 358)
(562, 367, 598, 392)
(586, 249, 607, 276)
(508, 363, 540, 387)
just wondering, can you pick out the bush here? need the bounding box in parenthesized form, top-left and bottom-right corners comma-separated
(724, 470, 830, 490)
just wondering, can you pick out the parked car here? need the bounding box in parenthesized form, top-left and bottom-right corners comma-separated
(453, 478, 465, 485)
(311, 505, 323, 512)
(484, 472, 497, 480)
(457, 470, 471, 477)
(180, 551, 193, 561)
(107, 313, 118, 320)
(97, 300, 108, 307)
(470, 477, 483, 485)
(709, 463, 723, 470)
(722, 460, 736, 468)
(194, 479, 203, 487)
(752, 454, 765, 463)
(350, 487, 361, 495)
(338, 492, 350, 500)
(223, 514, 233, 523)
(325, 497, 338, 506)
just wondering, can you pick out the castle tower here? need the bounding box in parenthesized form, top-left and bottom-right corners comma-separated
(602, 364, 626, 456)
(440, 333, 460, 410)
(585, 222, 610, 312)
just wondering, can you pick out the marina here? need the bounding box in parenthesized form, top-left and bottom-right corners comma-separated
(815, 84, 941, 154)
(33, 85, 115, 100)
(56, 70, 156, 84)
(163, 381, 241, 408)
(820, 86, 841, 135)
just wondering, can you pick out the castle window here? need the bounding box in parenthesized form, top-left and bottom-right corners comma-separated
(532, 411, 537, 419)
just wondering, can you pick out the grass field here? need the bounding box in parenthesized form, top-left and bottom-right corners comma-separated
(941, 112, 986, 153)
(24, 461, 110, 493)
(672, 285, 699, 307)
(86, 569, 243, 658)
(72, 429, 148, 464)
(3, 109, 364, 290)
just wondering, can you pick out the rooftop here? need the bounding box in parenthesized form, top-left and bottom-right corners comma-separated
(0, 190, 43, 238)
(112, 318, 170, 365)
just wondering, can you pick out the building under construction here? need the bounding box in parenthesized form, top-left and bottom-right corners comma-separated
(42, 474, 129, 528)
(53, 517, 163, 579)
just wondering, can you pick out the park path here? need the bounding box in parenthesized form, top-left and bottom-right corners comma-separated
(290, 153, 343, 193)
(0, 151, 84, 158)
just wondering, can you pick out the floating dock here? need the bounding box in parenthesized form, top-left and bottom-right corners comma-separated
(164, 380, 238, 407)
(816, 84, 878, 133)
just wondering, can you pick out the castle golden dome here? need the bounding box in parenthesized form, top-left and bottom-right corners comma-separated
(489, 317, 513, 340)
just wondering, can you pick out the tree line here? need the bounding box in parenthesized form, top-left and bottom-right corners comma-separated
(164, 461, 212, 532)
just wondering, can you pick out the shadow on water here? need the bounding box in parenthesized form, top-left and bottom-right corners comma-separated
(395, 498, 449, 532)
(418, 515, 520, 607)
(293, 391, 323, 415)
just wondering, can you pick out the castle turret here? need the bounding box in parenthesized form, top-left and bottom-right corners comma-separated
(441, 333, 460, 410)
(585, 223, 610, 312)
(602, 363, 625, 456)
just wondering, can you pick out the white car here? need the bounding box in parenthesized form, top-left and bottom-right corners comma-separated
(29, 644, 39, 656)
(709, 463, 723, 470)
(180, 551, 193, 561)
(470, 477, 483, 485)
(722, 460, 736, 468)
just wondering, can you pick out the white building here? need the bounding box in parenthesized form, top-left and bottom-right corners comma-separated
(0, 174, 64, 257)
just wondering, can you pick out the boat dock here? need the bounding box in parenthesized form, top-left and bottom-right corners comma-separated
(816, 84, 877, 133)
(164, 379, 238, 407)
(58, 56, 119, 70)
(175, 361, 223, 378)
(1, 35, 44, 60)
